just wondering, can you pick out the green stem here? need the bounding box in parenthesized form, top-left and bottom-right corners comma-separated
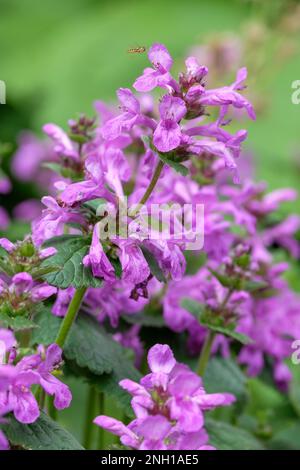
(197, 287, 234, 377)
(197, 330, 216, 377)
(83, 387, 96, 450)
(97, 392, 105, 450)
(55, 286, 87, 348)
(47, 395, 57, 421)
(131, 160, 164, 217)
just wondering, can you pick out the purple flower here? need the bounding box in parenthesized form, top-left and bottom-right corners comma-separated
(32, 196, 85, 246)
(116, 239, 150, 285)
(3, 369, 41, 424)
(83, 223, 116, 282)
(101, 88, 141, 141)
(43, 124, 78, 160)
(13, 199, 43, 222)
(36, 344, 72, 410)
(113, 325, 144, 368)
(52, 287, 75, 317)
(0, 176, 11, 194)
(94, 344, 235, 450)
(199, 68, 256, 121)
(12, 131, 56, 183)
(153, 95, 187, 152)
(133, 44, 176, 93)
(9, 272, 57, 302)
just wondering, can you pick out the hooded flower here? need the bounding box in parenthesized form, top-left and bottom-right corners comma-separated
(36, 344, 72, 410)
(133, 43, 176, 93)
(94, 344, 235, 450)
(153, 95, 187, 152)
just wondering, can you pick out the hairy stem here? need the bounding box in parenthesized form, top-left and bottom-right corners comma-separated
(131, 160, 164, 217)
(55, 286, 87, 348)
(197, 330, 216, 377)
(197, 288, 234, 376)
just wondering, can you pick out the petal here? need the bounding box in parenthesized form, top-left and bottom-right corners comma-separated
(117, 88, 140, 114)
(44, 344, 63, 370)
(40, 375, 72, 410)
(148, 344, 176, 374)
(159, 95, 186, 122)
(31, 284, 57, 302)
(13, 391, 40, 424)
(148, 43, 173, 71)
(11, 272, 33, 295)
(153, 121, 182, 152)
(0, 238, 15, 253)
(133, 68, 159, 93)
(43, 123, 77, 159)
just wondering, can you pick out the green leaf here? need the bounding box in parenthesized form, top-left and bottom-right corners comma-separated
(201, 322, 252, 345)
(140, 245, 166, 283)
(205, 418, 264, 450)
(244, 280, 269, 292)
(204, 357, 247, 402)
(123, 311, 165, 328)
(42, 162, 80, 180)
(2, 412, 83, 450)
(181, 298, 205, 318)
(157, 152, 189, 176)
(41, 235, 102, 288)
(31, 310, 141, 415)
(82, 198, 107, 214)
(0, 312, 37, 331)
(209, 269, 236, 288)
(181, 298, 252, 345)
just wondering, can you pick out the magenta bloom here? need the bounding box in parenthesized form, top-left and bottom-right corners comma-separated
(153, 95, 187, 152)
(36, 344, 72, 410)
(32, 196, 85, 246)
(133, 44, 175, 93)
(101, 88, 141, 141)
(199, 68, 256, 121)
(94, 344, 235, 450)
(43, 123, 78, 160)
(83, 223, 116, 282)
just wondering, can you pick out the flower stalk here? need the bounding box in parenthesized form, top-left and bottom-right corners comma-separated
(55, 286, 87, 348)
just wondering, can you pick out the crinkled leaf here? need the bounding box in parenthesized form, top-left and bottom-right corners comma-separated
(157, 152, 189, 176)
(201, 321, 252, 345)
(32, 309, 141, 415)
(181, 298, 205, 318)
(41, 235, 102, 289)
(205, 418, 264, 450)
(2, 412, 83, 450)
(204, 357, 247, 402)
(181, 298, 252, 345)
(0, 312, 37, 331)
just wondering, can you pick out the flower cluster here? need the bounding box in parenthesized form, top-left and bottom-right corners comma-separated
(94, 344, 235, 450)
(0, 40, 299, 451)
(0, 328, 72, 449)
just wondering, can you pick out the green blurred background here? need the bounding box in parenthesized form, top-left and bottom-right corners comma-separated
(0, 0, 300, 201)
(0, 0, 299, 446)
